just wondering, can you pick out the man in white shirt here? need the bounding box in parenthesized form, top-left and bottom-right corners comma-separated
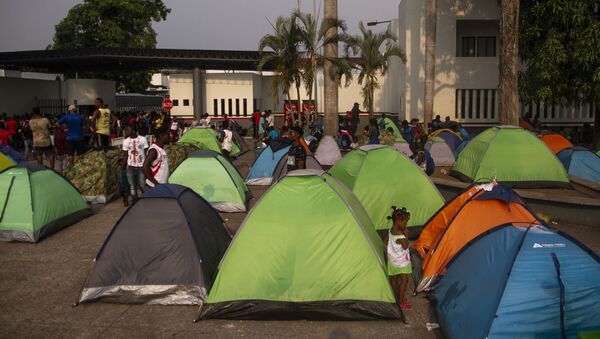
(219, 120, 234, 159)
(199, 113, 211, 127)
(265, 110, 274, 128)
(143, 128, 170, 188)
(122, 125, 148, 201)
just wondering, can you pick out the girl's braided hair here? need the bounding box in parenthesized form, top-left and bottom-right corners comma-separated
(386, 206, 410, 220)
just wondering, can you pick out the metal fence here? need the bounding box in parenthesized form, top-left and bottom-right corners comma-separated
(35, 98, 67, 116)
(116, 94, 164, 113)
(455, 88, 596, 124)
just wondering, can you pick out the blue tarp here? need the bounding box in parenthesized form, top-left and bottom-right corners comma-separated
(245, 145, 291, 184)
(435, 225, 600, 339)
(557, 147, 600, 184)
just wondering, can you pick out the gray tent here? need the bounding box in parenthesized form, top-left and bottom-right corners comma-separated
(314, 135, 342, 166)
(76, 184, 231, 305)
(272, 154, 323, 184)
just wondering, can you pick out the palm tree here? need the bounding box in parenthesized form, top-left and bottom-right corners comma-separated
(344, 22, 406, 118)
(257, 16, 300, 113)
(323, 0, 339, 136)
(424, 0, 437, 126)
(293, 9, 347, 119)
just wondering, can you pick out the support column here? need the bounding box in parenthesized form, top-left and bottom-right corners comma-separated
(193, 67, 202, 120)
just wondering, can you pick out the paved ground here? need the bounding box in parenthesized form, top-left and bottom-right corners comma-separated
(1, 144, 598, 338)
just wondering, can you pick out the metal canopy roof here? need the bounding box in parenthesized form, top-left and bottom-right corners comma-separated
(0, 48, 271, 73)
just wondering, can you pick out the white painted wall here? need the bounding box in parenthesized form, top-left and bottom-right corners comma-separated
(169, 73, 194, 117)
(0, 77, 64, 114)
(398, 0, 501, 121)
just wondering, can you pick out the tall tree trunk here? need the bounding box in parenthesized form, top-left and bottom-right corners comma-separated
(307, 89, 313, 134)
(368, 80, 375, 119)
(499, 0, 520, 125)
(323, 0, 338, 136)
(296, 83, 302, 127)
(424, 0, 437, 127)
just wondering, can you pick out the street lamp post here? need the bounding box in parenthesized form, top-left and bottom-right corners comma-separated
(366, 20, 391, 26)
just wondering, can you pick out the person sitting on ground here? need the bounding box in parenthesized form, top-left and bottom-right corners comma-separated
(143, 128, 170, 189)
(410, 139, 435, 176)
(122, 125, 148, 202)
(440, 116, 451, 129)
(286, 126, 306, 171)
(337, 128, 353, 150)
(384, 206, 413, 311)
(379, 127, 396, 145)
(378, 113, 388, 131)
(267, 125, 279, 140)
(432, 115, 442, 131)
(30, 107, 55, 169)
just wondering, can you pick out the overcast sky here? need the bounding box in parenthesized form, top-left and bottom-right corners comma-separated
(0, 0, 398, 52)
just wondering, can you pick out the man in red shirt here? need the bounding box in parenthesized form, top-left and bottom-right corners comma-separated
(251, 111, 262, 140)
(6, 117, 18, 137)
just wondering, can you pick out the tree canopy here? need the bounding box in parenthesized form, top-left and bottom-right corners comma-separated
(52, 0, 170, 93)
(519, 0, 600, 105)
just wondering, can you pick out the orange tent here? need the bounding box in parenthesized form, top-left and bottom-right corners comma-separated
(412, 183, 541, 293)
(539, 133, 573, 154)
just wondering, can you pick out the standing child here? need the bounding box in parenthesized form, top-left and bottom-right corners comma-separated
(384, 206, 413, 311)
(117, 158, 130, 207)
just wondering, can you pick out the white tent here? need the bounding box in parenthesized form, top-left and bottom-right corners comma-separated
(314, 136, 342, 166)
(392, 141, 412, 157)
(426, 137, 456, 166)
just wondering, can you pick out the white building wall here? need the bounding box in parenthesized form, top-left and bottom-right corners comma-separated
(398, 0, 500, 121)
(205, 72, 254, 117)
(0, 77, 64, 114)
(169, 73, 194, 117)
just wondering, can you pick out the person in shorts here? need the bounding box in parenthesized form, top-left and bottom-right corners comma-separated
(58, 105, 86, 167)
(29, 108, 55, 169)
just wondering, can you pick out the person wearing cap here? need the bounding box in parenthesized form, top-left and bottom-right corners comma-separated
(286, 126, 306, 172)
(384, 206, 413, 311)
(58, 105, 85, 167)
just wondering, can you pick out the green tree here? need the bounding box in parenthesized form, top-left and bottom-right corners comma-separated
(257, 16, 301, 113)
(344, 22, 406, 118)
(520, 0, 600, 147)
(52, 0, 170, 93)
(293, 9, 346, 120)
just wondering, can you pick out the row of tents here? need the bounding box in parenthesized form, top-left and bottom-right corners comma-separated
(73, 178, 600, 337)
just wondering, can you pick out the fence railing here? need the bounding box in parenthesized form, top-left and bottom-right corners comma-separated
(116, 94, 164, 113)
(455, 89, 596, 124)
(35, 98, 67, 116)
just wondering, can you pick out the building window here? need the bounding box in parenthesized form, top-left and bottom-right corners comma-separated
(228, 98, 233, 116)
(213, 99, 218, 116)
(461, 37, 476, 57)
(235, 98, 240, 116)
(456, 20, 499, 57)
(173, 99, 179, 106)
(477, 37, 496, 57)
(243, 98, 248, 116)
(221, 99, 226, 116)
(183, 99, 190, 106)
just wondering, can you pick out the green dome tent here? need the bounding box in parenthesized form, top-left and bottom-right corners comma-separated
(0, 164, 92, 242)
(198, 170, 401, 320)
(379, 117, 406, 142)
(178, 128, 241, 156)
(329, 145, 444, 234)
(168, 150, 249, 212)
(452, 126, 570, 188)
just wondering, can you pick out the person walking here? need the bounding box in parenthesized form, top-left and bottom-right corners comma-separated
(122, 125, 148, 201)
(58, 105, 86, 167)
(29, 108, 55, 169)
(219, 120, 234, 159)
(143, 129, 170, 189)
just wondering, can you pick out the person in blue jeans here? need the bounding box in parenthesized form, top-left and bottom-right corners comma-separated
(122, 125, 148, 201)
